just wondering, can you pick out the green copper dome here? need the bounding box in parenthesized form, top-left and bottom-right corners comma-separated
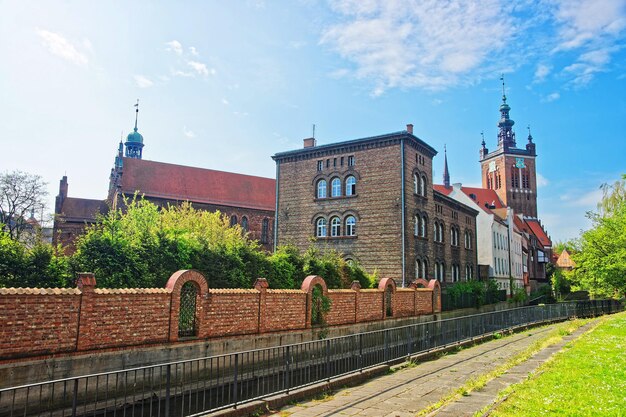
(126, 127, 144, 143)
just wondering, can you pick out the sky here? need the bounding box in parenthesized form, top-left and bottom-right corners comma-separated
(1, 0, 625, 243)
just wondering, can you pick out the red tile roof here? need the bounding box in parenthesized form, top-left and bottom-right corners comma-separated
(458, 187, 505, 214)
(60, 198, 107, 221)
(120, 158, 276, 212)
(526, 219, 552, 247)
(432, 184, 452, 196)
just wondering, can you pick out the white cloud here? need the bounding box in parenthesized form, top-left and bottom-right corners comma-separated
(173, 70, 194, 77)
(544, 92, 560, 102)
(133, 75, 153, 88)
(165, 40, 183, 55)
(36, 29, 89, 66)
(182, 126, 196, 138)
(222, 99, 230, 105)
(187, 60, 216, 77)
(189, 46, 199, 56)
(321, 0, 513, 92)
(534, 64, 551, 82)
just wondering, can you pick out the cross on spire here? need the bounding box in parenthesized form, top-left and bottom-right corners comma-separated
(134, 99, 139, 131)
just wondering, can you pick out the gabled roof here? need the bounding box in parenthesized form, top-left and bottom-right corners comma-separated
(119, 158, 276, 212)
(60, 198, 108, 222)
(434, 184, 505, 215)
(526, 219, 552, 248)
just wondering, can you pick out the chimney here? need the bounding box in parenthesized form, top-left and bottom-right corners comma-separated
(55, 176, 68, 214)
(303, 137, 316, 148)
(406, 124, 413, 135)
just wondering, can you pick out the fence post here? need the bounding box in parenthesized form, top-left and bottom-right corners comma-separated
(359, 333, 363, 372)
(233, 354, 239, 407)
(71, 379, 79, 417)
(326, 339, 331, 382)
(165, 364, 171, 417)
(384, 330, 389, 362)
(285, 345, 291, 394)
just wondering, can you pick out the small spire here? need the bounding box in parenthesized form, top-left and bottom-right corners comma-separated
(527, 124, 533, 142)
(443, 144, 450, 188)
(500, 74, 506, 102)
(133, 99, 139, 132)
(481, 131, 485, 146)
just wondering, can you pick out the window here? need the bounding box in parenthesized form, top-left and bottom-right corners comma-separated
(414, 215, 419, 236)
(316, 179, 327, 198)
(345, 176, 356, 196)
(464, 231, 472, 249)
(341, 156, 344, 166)
(316, 218, 327, 237)
(317, 160, 323, 171)
(450, 227, 459, 246)
(421, 215, 427, 237)
(421, 260, 428, 279)
(439, 223, 444, 243)
(347, 155, 355, 166)
(333, 158, 337, 167)
(345, 258, 354, 266)
(435, 262, 445, 282)
(345, 216, 356, 236)
(413, 173, 418, 194)
(330, 216, 341, 237)
(241, 216, 249, 232)
(465, 264, 473, 280)
(452, 265, 459, 282)
(261, 218, 269, 243)
(433, 222, 439, 242)
(230, 215, 238, 227)
(331, 178, 341, 197)
(420, 176, 426, 196)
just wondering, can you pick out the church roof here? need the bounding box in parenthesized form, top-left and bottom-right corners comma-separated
(59, 197, 108, 222)
(118, 158, 276, 212)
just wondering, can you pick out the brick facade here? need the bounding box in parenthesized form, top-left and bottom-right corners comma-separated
(273, 128, 479, 286)
(0, 270, 440, 362)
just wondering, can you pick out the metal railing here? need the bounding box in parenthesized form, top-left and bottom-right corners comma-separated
(0, 300, 621, 417)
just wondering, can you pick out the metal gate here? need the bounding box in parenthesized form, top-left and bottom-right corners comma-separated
(178, 281, 198, 337)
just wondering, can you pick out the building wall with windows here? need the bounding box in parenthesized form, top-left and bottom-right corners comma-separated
(273, 127, 479, 286)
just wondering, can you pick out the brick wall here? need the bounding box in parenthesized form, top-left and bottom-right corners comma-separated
(0, 271, 440, 361)
(0, 289, 81, 357)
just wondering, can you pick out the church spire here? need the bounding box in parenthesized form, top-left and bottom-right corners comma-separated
(497, 75, 516, 150)
(443, 145, 450, 188)
(124, 99, 144, 159)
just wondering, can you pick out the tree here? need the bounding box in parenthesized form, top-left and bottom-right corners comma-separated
(570, 174, 626, 298)
(0, 170, 48, 240)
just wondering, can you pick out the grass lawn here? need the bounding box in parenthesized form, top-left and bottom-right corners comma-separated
(486, 310, 626, 417)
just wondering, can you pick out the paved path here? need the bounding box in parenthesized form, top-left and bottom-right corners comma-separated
(268, 320, 595, 417)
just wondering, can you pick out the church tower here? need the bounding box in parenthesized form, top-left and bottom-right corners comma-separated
(125, 100, 144, 159)
(479, 78, 538, 217)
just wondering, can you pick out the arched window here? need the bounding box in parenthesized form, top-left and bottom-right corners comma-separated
(241, 216, 249, 232)
(230, 215, 238, 227)
(330, 216, 341, 237)
(420, 176, 426, 196)
(413, 173, 418, 194)
(316, 218, 327, 237)
(331, 178, 341, 197)
(464, 230, 471, 249)
(345, 216, 356, 236)
(178, 281, 199, 338)
(439, 263, 445, 282)
(345, 176, 356, 196)
(414, 215, 419, 236)
(317, 179, 327, 198)
(421, 215, 427, 237)
(261, 218, 269, 243)
(433, 221, 439, 242)
(439, 223, 444, 243)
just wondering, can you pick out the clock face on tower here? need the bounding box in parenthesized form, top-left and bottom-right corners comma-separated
(515, 157, 526, 169)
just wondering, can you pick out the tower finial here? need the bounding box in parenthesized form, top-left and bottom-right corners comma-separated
(500, 74, 506, 102)
(134, 99, 139, 132)
(481, 131, 485, 146)
(443, 144, 450, 188)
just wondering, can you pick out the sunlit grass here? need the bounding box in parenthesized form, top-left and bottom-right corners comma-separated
(485, 311, 626, 417)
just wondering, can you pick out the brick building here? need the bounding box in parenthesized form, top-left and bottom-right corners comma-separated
(54, 106, 275, 252)
(272, 125, 479, 287)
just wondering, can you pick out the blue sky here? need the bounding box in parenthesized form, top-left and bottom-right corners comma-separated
(1, 0, 625, 243)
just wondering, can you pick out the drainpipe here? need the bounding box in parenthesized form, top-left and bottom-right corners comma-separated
(274, 160, 280, 252)
(401, 138, 406, 287)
